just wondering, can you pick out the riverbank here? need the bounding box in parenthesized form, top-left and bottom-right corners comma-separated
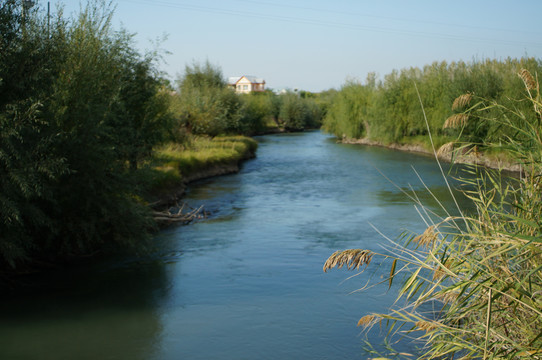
(147, 135, 258, 209)
(340, 136, 522, 173)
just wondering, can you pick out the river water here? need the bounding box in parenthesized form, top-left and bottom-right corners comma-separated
(0, 131, 467, 359)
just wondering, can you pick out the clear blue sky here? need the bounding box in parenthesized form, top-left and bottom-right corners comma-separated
(45, 0, 542, 92)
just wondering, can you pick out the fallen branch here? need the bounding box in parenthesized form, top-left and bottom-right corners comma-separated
(152, 202, 207, 225)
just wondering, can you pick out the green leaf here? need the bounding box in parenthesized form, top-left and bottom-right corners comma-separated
(389, 258, 397, 290)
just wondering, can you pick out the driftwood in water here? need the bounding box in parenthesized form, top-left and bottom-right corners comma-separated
(152, 202, 207, 225)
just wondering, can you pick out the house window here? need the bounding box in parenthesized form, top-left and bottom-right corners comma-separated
(243, 85, 248, 90)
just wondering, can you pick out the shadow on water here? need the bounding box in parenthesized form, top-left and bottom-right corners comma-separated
(0, 255, 172, 360)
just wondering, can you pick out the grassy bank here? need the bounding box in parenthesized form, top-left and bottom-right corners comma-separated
(146, 135, 258, 205)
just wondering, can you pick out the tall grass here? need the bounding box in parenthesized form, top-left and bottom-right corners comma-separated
(324, 71, 542, 359)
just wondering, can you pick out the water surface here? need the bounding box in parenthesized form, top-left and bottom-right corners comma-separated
(0, 131, 467, 359)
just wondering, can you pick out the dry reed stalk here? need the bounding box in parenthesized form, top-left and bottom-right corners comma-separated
(435, 290, 460, 304)
(357, 314, 376, 328)
(322, 249, 373, 272)
(436, 141, 455, 158)
(443, 113, 469, 129)
(452, 93, 473, 111)
(415, 320, 439, 333)
(413, 225, 438, 247)
(519, 69, 537, 90)
(432, 259, 452, 281)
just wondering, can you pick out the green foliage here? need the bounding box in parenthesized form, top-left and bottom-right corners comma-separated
(0, 0, 171, 269)
(176, 61, 243, 136)
(175, 65, 326, 136)
(238, 92, 272, 135)
(279, 92, 308, 131)
(277, 91, 323, 131)
(322, 58, 542, 147)
(324, 77, 542, 359)
(323, 80, 371, 139)
(115, 59, 175, 170)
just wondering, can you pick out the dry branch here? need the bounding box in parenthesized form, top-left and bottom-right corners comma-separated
(152, 202, 207, 225)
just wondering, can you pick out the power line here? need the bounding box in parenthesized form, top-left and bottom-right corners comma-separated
(235, 0, 542, 38)
(116, 0, 542, 48)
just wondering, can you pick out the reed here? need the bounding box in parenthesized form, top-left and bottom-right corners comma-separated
(452, 93, 473, 111)
(443, 113, 469, 129)
(324, 73, 542, 359)
(519, 69, 537, 91)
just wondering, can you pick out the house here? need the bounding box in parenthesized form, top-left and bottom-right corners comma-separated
(227, 75, 266, 94)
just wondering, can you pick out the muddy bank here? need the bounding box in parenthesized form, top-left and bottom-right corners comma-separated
(341, 137, 522, 173)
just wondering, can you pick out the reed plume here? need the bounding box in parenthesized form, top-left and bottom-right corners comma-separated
(436, 141, 454, 158)
(443, 113, 468, 129)
(357, 314, 377, 329)
(415, 321, 439, 333)
(323, 249, 373, 272)
(452, 93, 473, 111)
(519, 69, 537, 90)
(412, 225, 438, 247)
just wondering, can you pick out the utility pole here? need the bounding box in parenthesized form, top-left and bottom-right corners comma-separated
(47, 1, 50, 38)
(22, 0, 35, 39)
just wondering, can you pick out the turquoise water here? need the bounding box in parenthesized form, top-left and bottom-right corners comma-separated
(0, 131, 466, 359)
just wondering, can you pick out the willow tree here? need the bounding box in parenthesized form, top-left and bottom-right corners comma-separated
(0, 0, 170, 270)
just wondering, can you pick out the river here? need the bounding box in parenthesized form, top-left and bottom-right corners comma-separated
(0, 131, 467, 359)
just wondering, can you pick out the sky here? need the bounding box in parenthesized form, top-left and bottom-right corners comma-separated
(41, 0, 542, 92)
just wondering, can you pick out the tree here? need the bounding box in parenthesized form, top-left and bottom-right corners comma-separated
(0, 0, 68, 268)
(0, 0, 169, 269)
(279, 92, 308, 131)
(238, 93, 270, 135)
(115, 58, 174, 170)
(176, 61, 242, 136)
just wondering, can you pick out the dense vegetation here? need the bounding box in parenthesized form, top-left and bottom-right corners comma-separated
(0, 0, 176, 269)
(3, 0, 540, 357)
(0, 0, 326, 272)
(324, 70, 542, 358)
(323, 58, 542, 151)
(174, 60, 325, 136)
